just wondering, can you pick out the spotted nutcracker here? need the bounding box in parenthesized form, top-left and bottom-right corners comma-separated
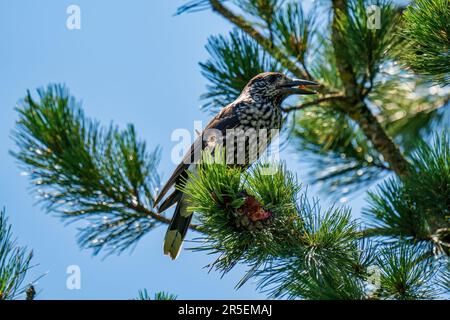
(154, 72, 318, 259)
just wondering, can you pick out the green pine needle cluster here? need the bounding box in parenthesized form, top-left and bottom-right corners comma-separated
(364, 132, 450, 257)
(375, 245, 439, 299)
(180, 151, 301, 274)
(254, 202, 368, 299)
(179, 150, 447, 299)
(400, 0, 450, 85)
(12, 85, 162, 256)
(180, 152, 368, 298)
(293, 106, 387, 195)
(334, 0, 401, 86)
(200, 30, 280, 113)
(273, 2, 315, 71)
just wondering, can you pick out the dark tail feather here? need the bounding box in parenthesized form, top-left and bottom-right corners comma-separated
(163, 198, 193, 259)
(158, 190, 181, 213)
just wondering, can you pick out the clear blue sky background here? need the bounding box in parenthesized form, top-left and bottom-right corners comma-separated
(0, 0, 371, 299)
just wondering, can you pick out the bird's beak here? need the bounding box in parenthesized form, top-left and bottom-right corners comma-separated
(280, 78, 319, 95)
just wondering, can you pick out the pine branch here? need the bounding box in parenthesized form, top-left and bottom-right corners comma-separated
(208, 0, 311, 80)
(0, 209, 35, 300)
(200, 30, 280, 113)
(331, 0, 359, 97)
(273, 2, 315, 80)
(363, 132, 450, 257)
(375, 244, 441, 299)
(178, 151, 374, 299)
(331, 0, 411, 179)
(347, 101, 411, 179)
(291, 104, 390, 197)
(11, 85, 200, 256)
(310, 34, 344, 93)
(281, 94, 345, 113)
(370, 74, 450, 156)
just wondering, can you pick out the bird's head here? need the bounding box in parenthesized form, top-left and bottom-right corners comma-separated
(243, 72, 318, 103)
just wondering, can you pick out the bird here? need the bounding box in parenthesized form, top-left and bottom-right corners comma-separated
(154, 72, 318, 259)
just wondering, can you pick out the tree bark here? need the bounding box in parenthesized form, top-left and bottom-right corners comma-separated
(347, 101, 411, 178)
(331, 0, 411, 179)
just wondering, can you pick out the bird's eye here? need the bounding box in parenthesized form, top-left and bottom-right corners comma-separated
(267, 75, 277, 83)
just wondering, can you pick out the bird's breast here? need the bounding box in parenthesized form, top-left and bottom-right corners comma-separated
(237, 103, 281, 131)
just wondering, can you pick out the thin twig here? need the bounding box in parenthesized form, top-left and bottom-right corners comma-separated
(281, 95, 346, 113)
(130, 202, 203, 233)
(102, 186, 203, 233)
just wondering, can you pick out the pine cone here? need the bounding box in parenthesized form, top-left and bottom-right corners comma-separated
(234, 193, 273, 231)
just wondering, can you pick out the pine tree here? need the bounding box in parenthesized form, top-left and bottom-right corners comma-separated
(9, 0, 450, 299)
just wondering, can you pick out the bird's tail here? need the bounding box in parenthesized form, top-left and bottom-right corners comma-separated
(163, 197, 193, 260)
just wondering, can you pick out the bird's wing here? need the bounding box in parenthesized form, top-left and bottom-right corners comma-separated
(154, 103, 241, 208)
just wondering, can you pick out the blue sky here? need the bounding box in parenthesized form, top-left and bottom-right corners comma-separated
(0, 0, 369, 299)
